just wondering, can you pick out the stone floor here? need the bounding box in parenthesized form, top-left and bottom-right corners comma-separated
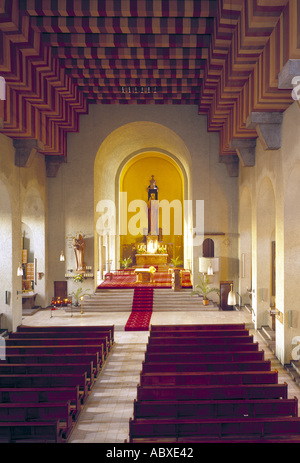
(20, 307, 300, 444)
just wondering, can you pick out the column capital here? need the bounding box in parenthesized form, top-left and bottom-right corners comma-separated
(229, 139, 256, 167)
(246, 112, 283, 150)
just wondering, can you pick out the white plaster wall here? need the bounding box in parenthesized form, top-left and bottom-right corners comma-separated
(0, 133, 47, 331)
(239, 101, 300, 364)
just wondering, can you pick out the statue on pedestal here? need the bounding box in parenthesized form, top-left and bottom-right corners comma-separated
(72, 234, 86, 272)
(147, 175, 159, 235)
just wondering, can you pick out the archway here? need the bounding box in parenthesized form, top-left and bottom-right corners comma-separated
(284, 162, 300, 363)
(22, 187, 46, 308)
(0, 180, 12, 329)
(255, 177, 276, 329)
(239, 186, 252, 310)
(119, 151, 184, 268)
(94, 121, 192, 283)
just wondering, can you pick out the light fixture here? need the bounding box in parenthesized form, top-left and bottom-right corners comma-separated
(60, 251, 65, 262)
(227, 283, 236, 306)
(17, 262, 23, 276)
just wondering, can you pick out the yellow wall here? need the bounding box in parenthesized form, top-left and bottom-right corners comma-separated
(120, 152, 184, 260)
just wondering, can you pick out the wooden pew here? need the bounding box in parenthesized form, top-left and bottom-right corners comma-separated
(142, 360, 271, 373)
(128, 416, 300, 443)
(9, 331, 112, 351)
(140, 370, 279, 386)
(17, 325, 115, 345)
(6, 337, 109, 360)
(133, 397, 299, 419)
(144, 351, 265, 363)
(0, 420, 65, 443)
(0, 401, 73, 439)
(147, 335, 254, 345)
(136, 383, 289, 401)
(0, 387, 81, 419)
(0, 362, 95, 390)
(149, 329, 250, 338)
(150, 324, 246, 332)
(146, 342, 260, 353)
(3, 345, 104, 370)
(0, 373, 89, 403)
(0, 353, 101, 377)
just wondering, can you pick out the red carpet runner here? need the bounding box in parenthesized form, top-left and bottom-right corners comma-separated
(125, 288, 153, 331)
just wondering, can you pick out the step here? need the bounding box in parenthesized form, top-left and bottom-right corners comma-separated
(285, 363, 300, 387)
(257, 326, 275, 353)
(73, 288, 218, 312)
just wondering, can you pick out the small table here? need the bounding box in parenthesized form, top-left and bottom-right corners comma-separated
(134, 268, 154, 283)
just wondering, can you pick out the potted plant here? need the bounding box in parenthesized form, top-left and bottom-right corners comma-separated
(69, 287, 92, 307)
(170, 256, 183, 268)
(192, 274, 220, 305)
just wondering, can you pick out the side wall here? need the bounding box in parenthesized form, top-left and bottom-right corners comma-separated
(239, 101, 300, 364)
(0, 134, 47, 331)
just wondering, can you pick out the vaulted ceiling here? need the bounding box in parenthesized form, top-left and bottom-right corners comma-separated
(0, 0, 299, 176)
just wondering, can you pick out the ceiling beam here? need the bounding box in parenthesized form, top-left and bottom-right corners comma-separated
(22, 0, 218, 18)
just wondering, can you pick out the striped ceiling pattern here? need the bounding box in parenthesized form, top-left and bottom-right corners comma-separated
(0, 0, 299, 168)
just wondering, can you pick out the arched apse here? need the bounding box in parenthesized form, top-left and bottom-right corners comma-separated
(22, 187, 46, 308)
(284, 161, 300, 362)
(94, 121, 192, 281)
(0, 180, 12, 328)
(239, 186, 252, 308)
(255, 177, 276, 329)
(119, 151, 184, 266)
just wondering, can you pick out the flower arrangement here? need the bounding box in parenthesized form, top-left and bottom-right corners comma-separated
(136, 244, 146, 254)
(158, 245, 167, 254)
(149, 266, 156, 274)
(74, 273, 84, 283)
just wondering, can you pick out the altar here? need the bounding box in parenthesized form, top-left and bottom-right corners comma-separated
(134, 268, 153, 283)
(136, 253, 168, 266)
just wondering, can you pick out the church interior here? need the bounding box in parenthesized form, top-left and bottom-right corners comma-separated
(1, 0, 300, 444)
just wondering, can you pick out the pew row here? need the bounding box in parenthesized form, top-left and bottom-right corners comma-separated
(150, 324, 247, 331)
(9, 331, 112, 352)
(149, 329, 250, 338)
(127, 323, 300, 443)
(0, 420, 66, 443)
(129, 416, 300, 443)
(133, 397, 299, 419)
(0, 373, 89, 403)
(147, 335, 254, 345)
(0, 362, 95, 389)
(0, 401, 73, 439)
(136, 383, 289, 401)
(2, 345, 104, 370)
(144, 351, 265, 363)
(0, 387, 81, 419)
(17, 325, 115, 345)
(140, 370, 279, 386)
(146, 342, 260, 353)
(0, 324, 114, 443)
(142, 360, 271, 373)
(5, 337, 109, 360)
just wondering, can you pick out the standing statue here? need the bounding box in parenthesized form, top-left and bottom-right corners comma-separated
(72, 234, 86, 271)
(147, 175, 159, 235)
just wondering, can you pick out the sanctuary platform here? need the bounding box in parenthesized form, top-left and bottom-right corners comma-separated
(97, 269, 192, 289)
